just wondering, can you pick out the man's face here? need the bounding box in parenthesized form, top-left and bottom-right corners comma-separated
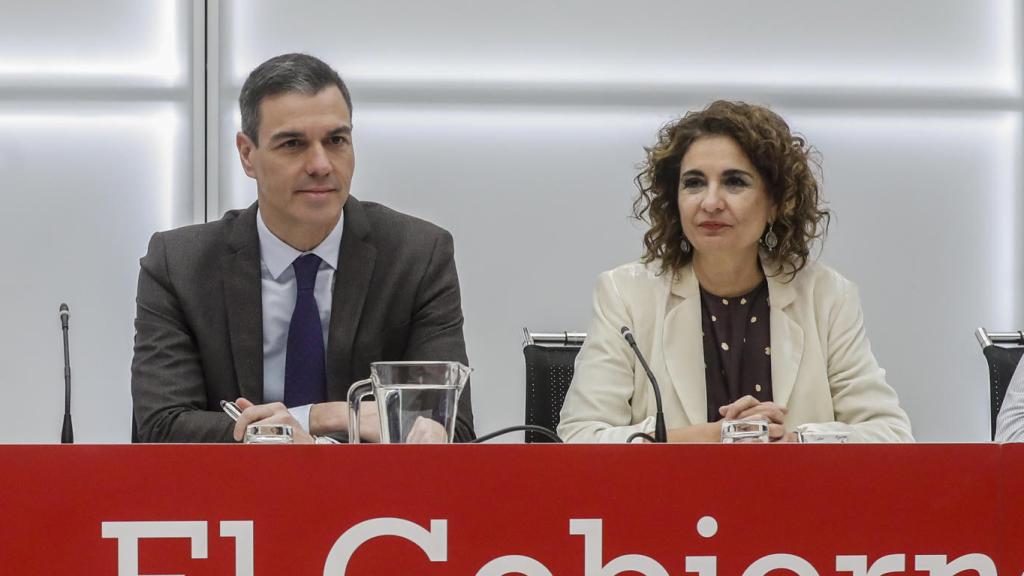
(237, 86, 354, 242)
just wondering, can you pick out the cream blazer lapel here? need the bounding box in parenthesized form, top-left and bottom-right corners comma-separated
(766, 266, 803, 408)
(662, 266, 708, 425)
(661, 261, 805, 422)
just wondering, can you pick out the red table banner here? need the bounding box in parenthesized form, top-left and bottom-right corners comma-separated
(0, 444, 1019, 575)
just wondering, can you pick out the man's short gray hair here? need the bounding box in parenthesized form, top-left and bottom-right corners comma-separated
(239, 53, 352, 146)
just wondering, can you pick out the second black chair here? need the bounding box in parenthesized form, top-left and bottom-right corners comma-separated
(523, 329, 585, 443)
(976, 327, 1024, 440)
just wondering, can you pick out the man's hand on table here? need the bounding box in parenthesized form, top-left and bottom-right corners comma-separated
(233, 398, 314, 444)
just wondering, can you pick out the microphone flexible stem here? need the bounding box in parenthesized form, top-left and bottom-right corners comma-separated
(59, 304, 74, 444)
(62, 325, 71, 417)
(629, 337, 664, 417)
(621, 327, 668, 443)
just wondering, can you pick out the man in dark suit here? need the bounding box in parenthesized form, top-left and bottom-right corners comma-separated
(131, 53, 474, 443)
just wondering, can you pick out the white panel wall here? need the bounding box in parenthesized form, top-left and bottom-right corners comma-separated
(219, 0, 1023, 442)
(2, 0, 1020, 442)
(223, 0, 1015, 92)
(0, 1, 194, 442)
(0, 1, 184, 84)
(797, 111, 1021, 440)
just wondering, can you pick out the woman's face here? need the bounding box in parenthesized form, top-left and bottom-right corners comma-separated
(677, 135, 776, 261)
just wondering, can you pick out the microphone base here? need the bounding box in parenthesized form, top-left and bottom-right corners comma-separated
(61, 415, 74, 444)
(654, 415, 668, 443)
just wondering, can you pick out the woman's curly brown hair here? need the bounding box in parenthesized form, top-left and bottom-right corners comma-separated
(633, 100, 830, 280)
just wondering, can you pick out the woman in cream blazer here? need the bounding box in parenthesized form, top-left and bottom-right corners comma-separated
(558, 101, 912, 443)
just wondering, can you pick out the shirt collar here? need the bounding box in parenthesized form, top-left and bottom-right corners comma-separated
(256, 208, 344, 280)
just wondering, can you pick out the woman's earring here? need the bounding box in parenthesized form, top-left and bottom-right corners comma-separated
(680, 235, 691, 254)
(763, 222, 778, 252)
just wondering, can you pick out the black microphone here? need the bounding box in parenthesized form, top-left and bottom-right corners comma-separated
(621, 326, 667, 443)
(59, 303, 73, 444)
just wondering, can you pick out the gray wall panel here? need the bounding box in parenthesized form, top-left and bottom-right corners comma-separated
(218, 0, 1023, 441)
(2, 0, 1019, 442)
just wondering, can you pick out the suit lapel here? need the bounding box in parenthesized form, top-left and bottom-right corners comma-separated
(767, 266, 802, 408)
(326, 196, 377, 399)
(662, 265, 708, 426)
(222, 204, 264, 404)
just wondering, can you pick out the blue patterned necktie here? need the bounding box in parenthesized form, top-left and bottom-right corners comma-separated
(284, 253, 326, 407)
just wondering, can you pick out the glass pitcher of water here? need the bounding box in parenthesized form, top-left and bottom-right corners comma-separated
(347, 361, 471, 444)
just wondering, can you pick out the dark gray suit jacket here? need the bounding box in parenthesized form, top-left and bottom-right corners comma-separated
(131, 197, 474, 442)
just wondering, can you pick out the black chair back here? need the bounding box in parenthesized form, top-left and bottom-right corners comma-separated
(982, 344, 1024, 439)
(523, 344, 581, 442)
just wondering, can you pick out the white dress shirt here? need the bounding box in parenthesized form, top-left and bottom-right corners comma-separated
(995, 353, 1024, 442)
(256, 208, 344, 432)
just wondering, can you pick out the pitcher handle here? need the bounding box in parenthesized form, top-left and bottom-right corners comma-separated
(346, 378, 374, 444)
